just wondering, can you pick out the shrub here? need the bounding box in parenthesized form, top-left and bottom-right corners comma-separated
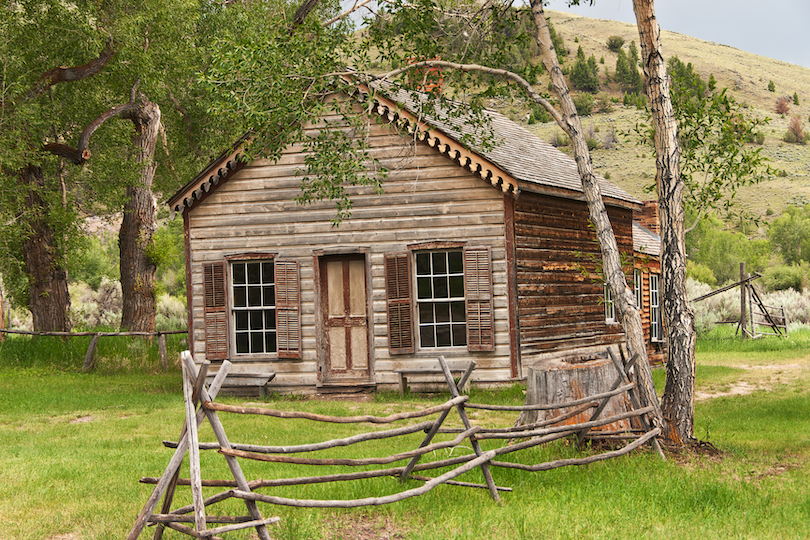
(549, 131, 569, 147)
(776, 96, 791, 114)
(570, 46, 600, 93)
(687, 278, 738, 335)
(768, 80, 776, 92)
(761, 263, 808, 292)
(606, 35, 625, 52)
(527, 106, 551, 124)
(784, 115, 807, 144)
(572, 92, 594, 115)
(793, 92, 800, 106)
(687, 260, 718, 287)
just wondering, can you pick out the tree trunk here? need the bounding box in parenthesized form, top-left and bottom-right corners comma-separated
(119, 98, 160, 332)
(529, 0, 663, 427)
(632, 0, 696, 446)
(20, 165, 71, 332)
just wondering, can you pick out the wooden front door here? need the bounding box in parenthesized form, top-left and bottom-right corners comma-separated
(320, 255, 371, 382)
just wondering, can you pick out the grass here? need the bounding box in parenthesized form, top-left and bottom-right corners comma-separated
(0, 331, 808, 539)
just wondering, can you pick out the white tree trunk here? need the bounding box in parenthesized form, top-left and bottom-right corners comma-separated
(632, 0, 696, 445)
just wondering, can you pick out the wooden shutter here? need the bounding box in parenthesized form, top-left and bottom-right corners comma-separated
(464, 246, 495, 352)
(384, 252, 414, 354)
(203, 261, 228, 360)
(275, 259, 302, 359)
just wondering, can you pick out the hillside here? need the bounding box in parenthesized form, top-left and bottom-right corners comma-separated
(506, 10, 810, 225)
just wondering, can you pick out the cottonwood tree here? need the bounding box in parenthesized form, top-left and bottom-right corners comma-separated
(0, 1, 233, 333)
(631, 0, 696, 445)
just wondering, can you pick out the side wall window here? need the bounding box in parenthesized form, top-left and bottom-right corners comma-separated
(604, 283, 616, 323)
(650, 273, 662, 341)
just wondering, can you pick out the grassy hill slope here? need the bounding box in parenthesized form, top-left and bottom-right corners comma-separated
(509, 10, 810, 224)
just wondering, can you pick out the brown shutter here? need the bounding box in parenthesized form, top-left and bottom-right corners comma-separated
(275, 259, 301, 358)
(464, 246, 495, 352)
(384, 252, 414, 354)
(203, 261, 228, 360)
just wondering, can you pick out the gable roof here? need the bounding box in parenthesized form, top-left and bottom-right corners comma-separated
(168, 84, 640, 216)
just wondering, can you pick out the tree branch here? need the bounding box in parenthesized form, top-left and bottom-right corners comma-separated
(26, 38, 117, 101)
(376, 60, 564, 126)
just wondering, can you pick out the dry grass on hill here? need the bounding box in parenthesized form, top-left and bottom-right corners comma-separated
(500, 10, 810, 224)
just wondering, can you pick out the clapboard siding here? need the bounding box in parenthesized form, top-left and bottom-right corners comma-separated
(186, 109, 510, 392)
(515, 192, 634, 360)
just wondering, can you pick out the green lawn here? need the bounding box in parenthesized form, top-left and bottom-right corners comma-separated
(0, 330, 808, 539)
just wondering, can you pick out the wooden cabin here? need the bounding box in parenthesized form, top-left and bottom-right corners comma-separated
(633, 203, 667, 364)
(168, 85, 665, 394)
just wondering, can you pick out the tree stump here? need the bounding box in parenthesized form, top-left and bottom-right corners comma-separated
(524, 351, 632, 432)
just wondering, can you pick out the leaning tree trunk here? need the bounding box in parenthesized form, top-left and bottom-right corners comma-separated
(632, 0, 696, 446)
(529, 0, 663, 426)
(119, 98, 160, 332)
(20, 165, 71, 332)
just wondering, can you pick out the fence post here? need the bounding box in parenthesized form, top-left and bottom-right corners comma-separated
(159, 333, 168, 370)
(81, 333, 101, 372)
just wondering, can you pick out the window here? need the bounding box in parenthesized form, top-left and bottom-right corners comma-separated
(231, 261, 277, 354)
(202, 258, 301, 360)
(604, 282, 616, 322)
(650, 273, 662, 341)
(416, 250, 467, 348)
(634, 269, 643, 310)
(384, 246, 494, 354)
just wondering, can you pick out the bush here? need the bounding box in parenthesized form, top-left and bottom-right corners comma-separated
(606, 35, 625, 52)
(527, 106, 551, 124)
(570, 46, 600, 93)
(549, 131, 570, 147)
(687, 260, 718, 287)
(768, 80, 776, 92)
(572, 93, 594, 116)
(783, 115, 807, 145)
(761, 263, 808, 292)
(793, 92, 800, 106)
(776, 96, 791, 115)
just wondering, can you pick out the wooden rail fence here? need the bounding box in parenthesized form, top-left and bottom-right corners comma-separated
(0, 328, 188, 371)
(128, 351, 663, 539)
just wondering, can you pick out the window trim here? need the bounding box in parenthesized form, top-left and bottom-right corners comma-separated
(604, 282, 616, 324)
(634, 268, 643, 310)
(650, 272, 663, 342)
(414, 248, 468, 349)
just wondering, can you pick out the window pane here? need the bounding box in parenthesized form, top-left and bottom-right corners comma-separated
(235, 311, 248, 331)
(432, 252, 447, 274)
(419, 303, 434, 323)
(247, 262, 260, 284)
(232, 263, 246, 284)
(250, 332, 264, 353)
(234, 286, 247, 308)
(248, 286, 262, 307)
(250, 311, 263, 330)
(265, 309, 276, 329)
(449, 276, 464, 298)
(451, 301, 466, 322)
(416, 253, 430, 275)
(420, 327, 435, 348)
(417, 277, 432, 299)
(265, 331, 277, 353)
(436, 324, 451, 347)
(262, 262, 274, 283)
(452, 324, 467, 346)
(264, 285, 275, 306)
(435, 302, 450, 323)
(448, 251, 463, 273)
(433, 276, 448, 298)
(236, 333, 249, 354)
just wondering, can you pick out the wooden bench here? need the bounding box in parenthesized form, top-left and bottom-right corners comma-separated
(205, 372, 276, 397)
(394, 366, 470, 397)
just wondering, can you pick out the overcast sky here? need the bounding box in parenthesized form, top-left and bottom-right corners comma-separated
(548, 0, 810, 69)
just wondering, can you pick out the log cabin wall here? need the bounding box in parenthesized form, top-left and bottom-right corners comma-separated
(184, 107, 512, 393)
(514, 191, 634, 361)
(635, 257, 667, 364)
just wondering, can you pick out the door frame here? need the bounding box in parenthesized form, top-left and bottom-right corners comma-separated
(313, 247, 374, 385)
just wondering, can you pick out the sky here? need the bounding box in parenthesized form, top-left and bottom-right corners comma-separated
(548, 0, 810, 70)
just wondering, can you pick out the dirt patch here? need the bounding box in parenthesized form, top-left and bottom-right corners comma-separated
(322, 514, 410, 540)
(46, 534, 82, 540)
(695, 363, 807, 401)
(69, 415, 95, 424)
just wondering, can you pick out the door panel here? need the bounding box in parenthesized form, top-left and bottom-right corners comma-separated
(321, 255, 371, 381)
